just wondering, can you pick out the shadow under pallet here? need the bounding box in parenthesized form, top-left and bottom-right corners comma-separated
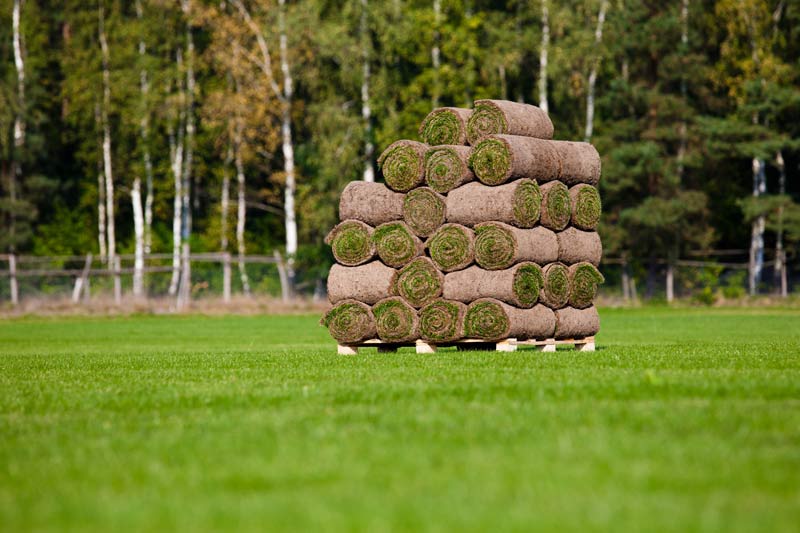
(337, 337, 596, 355)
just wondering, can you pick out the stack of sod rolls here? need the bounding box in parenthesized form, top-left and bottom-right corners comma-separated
(323, 99, 604, 346)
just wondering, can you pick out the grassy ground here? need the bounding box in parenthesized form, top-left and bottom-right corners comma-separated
(1, 307, 799, 532)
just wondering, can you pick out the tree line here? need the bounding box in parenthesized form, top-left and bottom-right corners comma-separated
(1, 0, 799, 298)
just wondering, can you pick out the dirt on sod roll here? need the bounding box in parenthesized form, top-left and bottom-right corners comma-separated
(557, 228, 602, 266)
(568, 262, 604, 309)
(469, 134, 561, 186)
(339, 181, 404, 226)
(392, 257, 444, 308)
(466, 100, 554, 145)
(324, 220, 375, 266)
(372, 221, 424, 267)
(553, 141, 601, 186)
(419, 107, 473, 146)
(446, 179, 541, 228)
(539, 262, 570, 309)
(464, 298, 556, 341)
(377, 140, 428, 192)
(426, 223, 475, 272)
(419, 299, 467, 343)
(322, 299, 376, 344)
(442, 262, 543, 308)
(327, 261, 395, 305)
(425, 145, 475, 193)
(539, 181, 571, 231)
(474, 222, 558, 270)
(403, 187, 446, 237)
(554, 306, 600, 339)
(570, 184, 601, 230)
(372, 297, 419, 342)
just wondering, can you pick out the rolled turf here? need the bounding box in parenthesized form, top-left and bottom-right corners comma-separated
(419, 107, 473, 146)
(372, 221, 424, 268)
(557, 228, 602, 266)
(392, 257, 444, 308)
(322, 299, 377, 344)
(339, 181, 404, 226)
(466, 99, 554, 145)
(377, 140, 428, 192)
(539, 181, 571, 231)
(418, 299, 467, 343)
(327, 261, 396, 305)
(464, 298, 556, 341)
(540, 262, 571, 309)
(426, 223, 475, 272)
(372, 297, 419, 342)
(442, 262, 543, 308)
(568, 262, 605, 309)
(553, 141, 602, 187)
(324, 220, 375, 266)
(473, 222, 558, 270)
(554, 305, 600, 339)
(446, 179, 541, 228)
(570, 184, 602, 230)
(424, 145, 475, 193)
(469, 134, 561, 186)
(403, 187, 446, 237)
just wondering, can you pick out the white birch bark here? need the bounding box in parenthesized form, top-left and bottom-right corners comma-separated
(10, 0, 25, 253)
(361, 0, 374, 182)
(98, 4, 116, 267)
(431, 0, 441, 107)
(178, 0, 195, 306)
(221, 142, 232, 252)
(235, 123, 251, 295)
(94, 103, 107, 260)
(775, 150, 787, 297)
(538, 0, 549, 113)
(131, 177, 145, 297)
(135, 0, 154, 255)
(168, 49, 186, 296)
(584, 0, 609, 142)
(745, 11, 765, 295)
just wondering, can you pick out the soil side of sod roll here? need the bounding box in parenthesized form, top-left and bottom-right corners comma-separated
(377, 140, 429, 192)
(327, 261, 396, 305)
(474, 222, 558, 270)
(403, 187, 446, 237)
(322, 299, 377, 344)
(570, 184, 602, 230)
(557, 228, 602, 266)
(324, 220, 375, 266)
(372, 221, 424, 267)
(469, 134, 561, 186)
(424, 145, 475, 193)
(552, 141, 601, 186)
(554, 306, 600, 339)
(568, 262, 605, 309)
(419, 107, 473, 146)
(466, 100, 554, 145)
(426, 223, 475, 272)
(339, 181, 404, 226)
(539, 262, 571, 309)
(442, 262, 543, 308)
(446, 179, 541, 228)
(392, 257, 444, 308)
(419, 299, 467, 343)
(372, 297, 419, 342)
(539, 181, 571, 231)
(464, 298, 556, 341)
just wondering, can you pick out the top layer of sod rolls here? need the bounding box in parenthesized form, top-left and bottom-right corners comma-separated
(419, 107, 473, 146)
(377, 140, 428, 192)
(466, 100, 554, 145)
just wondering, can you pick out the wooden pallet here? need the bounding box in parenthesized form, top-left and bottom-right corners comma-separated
(337, 337, 595, 355)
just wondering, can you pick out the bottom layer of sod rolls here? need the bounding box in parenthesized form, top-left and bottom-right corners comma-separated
(554, 306, 600, 339)
(393, 257, 444, 308)
(322, 299, 376, 344)
(568, 262, 604, 308)
(464, 298, 556, 341)
(373, 297, 419, 342)
(442, 263, 543, 308)
(419, 299, 467, 342)
(325, 220, 375, 266)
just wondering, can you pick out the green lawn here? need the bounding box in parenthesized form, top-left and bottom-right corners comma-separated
(1, 308, 799, 532)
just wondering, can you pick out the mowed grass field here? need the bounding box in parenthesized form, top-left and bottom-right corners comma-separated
(1, 308, 799, 532)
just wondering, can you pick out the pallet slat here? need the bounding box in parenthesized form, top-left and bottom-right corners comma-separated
(337, 337, 595, 354)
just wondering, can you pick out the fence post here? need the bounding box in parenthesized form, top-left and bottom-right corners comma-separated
(177, 243, 191, 310)
(72, 253, 93, 304)
(9, 254, 19, 306)
(666, 262, 674, 303)
(113, 255, 122, 305)
(274, 250, 290, 303)
(223, 252, 232, 304)
(621, 257, 630, 301)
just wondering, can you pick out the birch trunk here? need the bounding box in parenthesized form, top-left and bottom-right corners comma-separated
(98, 4, 116, 268)
(168, 48, 186, 296)
(178, 0, 195, 306)
(677, 0, 689, 179)
(584, 0, 609, 142)
(131, 176, 145, 297)
(235, 124, 251, 296)
(135, 0, 154, 255)
(361, 0, 374, 182)
(221, 143, 232, 253)
(10, 0, 25, 256)
(95, 104, 107, 260)
(748, 152, 766, 295)
(775, 150, 787, 297)
(538, 0, 549, 113)
(431, 0, 441, 107)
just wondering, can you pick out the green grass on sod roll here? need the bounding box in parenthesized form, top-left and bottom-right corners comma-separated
(425, 147, 468, 193)
(372, 222, 419, 267)
(464, 299, 509, 340)
(427, 225, 473, 272)
(378, 141, 424, 192)
(393, 258, 443, 308)
(322, 300, 375, 343)
(541, 182, 571, 230)
(512, 179, 542, 228)
(466, 101, 507, 142)
(403, 188, 446, 237)
(474, 223, 515, 270)
(542, 263, 570, 308)
(1, 309, 800, 531)
(419, 300, 465, 342)
(420, 109, 463, 146)
(572, 185, 602, 230)
(513, 263, 544, 307)
(469, 138, 511, 186)
(326, 221, 373, 266)
(569, 263, 605, 308)
(373, 298, 417, 342)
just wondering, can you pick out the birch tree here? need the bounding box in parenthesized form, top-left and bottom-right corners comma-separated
(538, 0, 549, 113)
(135, 0, 154, 256)
(98, 3, 116, 268)
(431, 0, 441, 107)
(178, 0, 196, 307)
(584, 0, 609, 142)
(361, 0, 374, 182)
(167, 48, 185, 296)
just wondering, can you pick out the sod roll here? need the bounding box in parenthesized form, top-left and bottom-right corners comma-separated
(322, 299, 376, 344)
(469, 134, 561, 186)
(393, 257, 444, 308)
(474, 222, 558, 270)
(324, 220, 375, 266)
(557, 228, 602, 266)
(327, 261, 395, 304)
(466, 100, 554, 145)
(378, 140, 428, 192)
(425, 145, 475, 193)
(373, 221, 424, 267)
(446, 179, 541, 228)
(442, 262, 543, 308)
(568, 262, 604, 309)
(539, 181, 571, 231)
(464, 298, 556, 341)
(373, 297, 419, 342)
(419, 299, 467, 343)
(570, 184, 602, 230)
(419, 107, 473, 146)
(403, 187, 446, 237)
(554, 306, 600, 339)
(553, 141, 601, 186)
(540, 262, 570, 309)
(426, 223, 475, 272)
(339, 181, 404, 226)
